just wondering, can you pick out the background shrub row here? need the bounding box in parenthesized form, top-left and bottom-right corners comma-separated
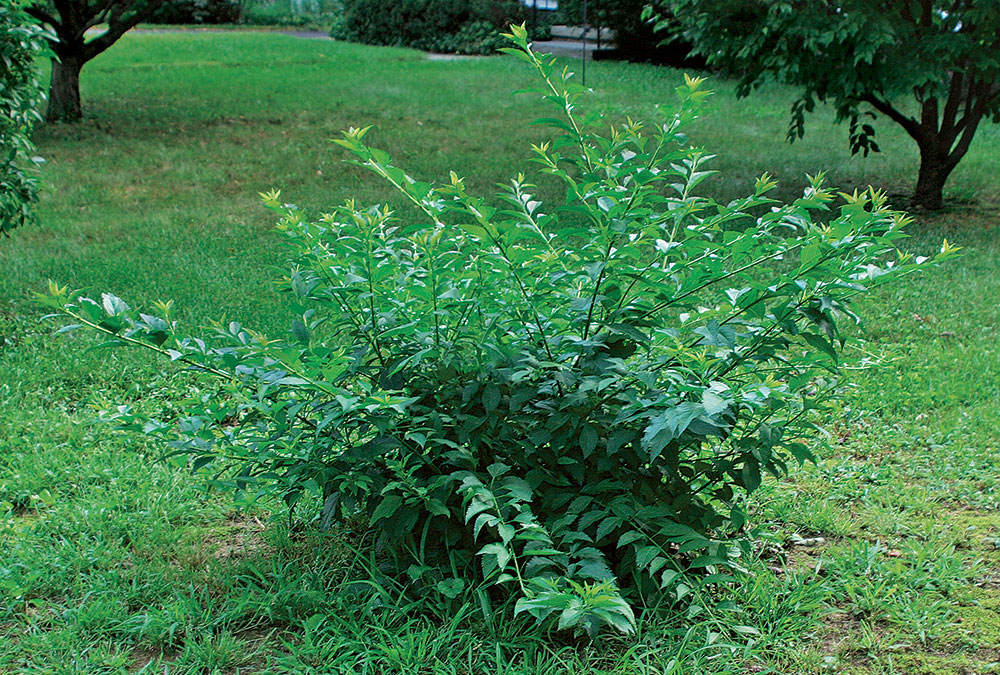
(148, 0, 343, 27)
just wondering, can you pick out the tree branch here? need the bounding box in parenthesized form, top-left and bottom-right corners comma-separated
(85, 0, 122, 31)
(984, 83, 1000, 108)
(861, 94, 922, 140)
(919, 0, 932, 28)
(948, 81, 991, 162)
(52, 0, 77, 30)
(25, 5, 60, 29)
(949, 112, 983, 163)
(82, 0, 165, 63)
(938, 70, 965, 140)
(952, 74, 978, 135)
(900, 0, 915, 25)
(919, 94, 939, 137)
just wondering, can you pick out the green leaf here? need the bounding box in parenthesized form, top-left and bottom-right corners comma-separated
(478, 542, 512, 577)
(579, 424, 598, 458)
(487, 462, 510, 479)
(618, 531, 644, 548)
(436, 578, 466, 599)
(594, 516, 620, 543)
(597, 196, 616, 213)
(642, 402, 703, 461)
(290, 319, 309, 344)
(741, 458, 762, 492)
(498, 523, 516, 545)
(465, 498, 493, 524)
(370, 495, 402, 524)
(482, 383, 501, 413)
(702, 389, 729, 416)
(101, 293, 129, 316)
(802, 332, 838, 362)
(635, 545, 660, 570)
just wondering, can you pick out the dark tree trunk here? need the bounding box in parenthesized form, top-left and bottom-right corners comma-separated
(864, 74, 996, 212)
(26, 0, 168, 122)
(912, 152, 956, 210)
(47, 59, 83, 122)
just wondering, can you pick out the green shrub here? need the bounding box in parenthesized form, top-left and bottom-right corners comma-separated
(41, 26, 954, 636)
(148, 0, 245, 24)
(452, 20, 507, 55)
(338, 0, 539, 54)
(242, 0, 343, 27)
(327, 10, 347, 38)
(0, 2, 48, 236)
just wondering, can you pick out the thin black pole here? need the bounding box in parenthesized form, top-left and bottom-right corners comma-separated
(582, 0, 588, 86)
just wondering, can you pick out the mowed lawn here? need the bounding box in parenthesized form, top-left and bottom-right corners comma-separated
(1, 31, 999, 674)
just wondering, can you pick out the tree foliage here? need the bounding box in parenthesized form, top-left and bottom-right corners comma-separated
(41, 26, 954, 635)
(658, 0, 1000, 210)
(0, 2, 48, 235)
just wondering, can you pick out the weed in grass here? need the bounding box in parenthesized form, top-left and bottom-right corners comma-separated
(734, 569, 831, 649)
(176, 629, 261, 672)
(886, 594, 956, 647)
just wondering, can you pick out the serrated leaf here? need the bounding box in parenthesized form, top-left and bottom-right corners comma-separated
(465, 498, 492, 524)
(478, 542, 511, 576)
(618, 530, 644, 548)
(635, 545, 660, 570)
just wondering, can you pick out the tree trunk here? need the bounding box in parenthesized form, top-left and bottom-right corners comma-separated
(47, 59, 83, 122)
(912, 149, 956, 210)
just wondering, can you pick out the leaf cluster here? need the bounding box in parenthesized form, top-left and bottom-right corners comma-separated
(657, 0, 1000, 154)
(0, 2, 49, 235)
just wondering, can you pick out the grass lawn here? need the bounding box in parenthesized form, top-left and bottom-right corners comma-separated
(1, 31, 999, 674)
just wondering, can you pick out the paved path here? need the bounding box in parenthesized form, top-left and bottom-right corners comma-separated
(532, 38, 596, 60)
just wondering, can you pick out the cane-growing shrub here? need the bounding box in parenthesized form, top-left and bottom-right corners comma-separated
(42, 26, 953, 636)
